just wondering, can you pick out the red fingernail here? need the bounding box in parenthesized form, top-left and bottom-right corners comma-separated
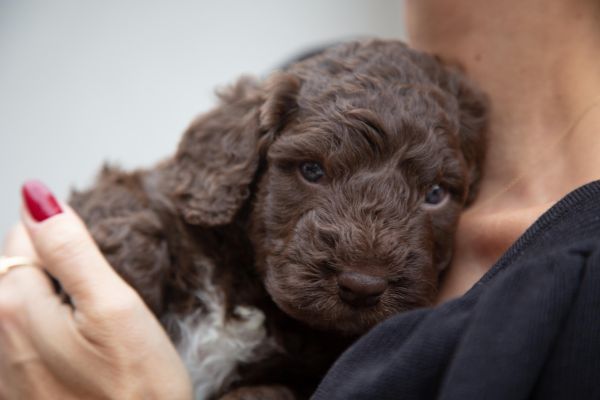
(22, 180, 63, 222)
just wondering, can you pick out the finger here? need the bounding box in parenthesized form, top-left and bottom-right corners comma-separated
(2, 223, 39, 261)
(0, 266, 55, 338)
(20, 180, 129, 311)
(2, 222, 51, 299)
(0, 265, 72, 396)
(4, 223, 67, 296)
(0, 267, 56, 380)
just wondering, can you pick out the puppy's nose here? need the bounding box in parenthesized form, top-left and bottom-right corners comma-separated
(337, 272, 387, 307)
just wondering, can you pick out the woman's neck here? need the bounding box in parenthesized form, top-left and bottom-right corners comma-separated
(405, 0, 600, 211)
(404, 1, 600, 301)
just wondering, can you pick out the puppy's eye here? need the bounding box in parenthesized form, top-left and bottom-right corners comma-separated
(299, 162, 325, 183)
(423, 184, 448, 207)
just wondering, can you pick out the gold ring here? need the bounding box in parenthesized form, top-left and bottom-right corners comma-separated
(0, 256, 39, 277)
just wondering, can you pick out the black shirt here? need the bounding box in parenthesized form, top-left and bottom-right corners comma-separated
(314, 180, 600, 400)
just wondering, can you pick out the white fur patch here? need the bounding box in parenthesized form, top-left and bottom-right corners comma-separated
(167, 280, 278, 399)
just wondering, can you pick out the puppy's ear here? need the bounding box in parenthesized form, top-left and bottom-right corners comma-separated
(444, 69, 489, 204)
(260, 72, 301, 138)
(169, 74, 300, 226)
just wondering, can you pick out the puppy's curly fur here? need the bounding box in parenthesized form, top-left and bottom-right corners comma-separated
(70, 39, 487, 399)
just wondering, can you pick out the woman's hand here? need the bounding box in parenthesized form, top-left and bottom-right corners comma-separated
(0, 181, 192, 399)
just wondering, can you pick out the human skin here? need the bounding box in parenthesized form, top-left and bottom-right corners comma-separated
(0, 186, 193, 399)
(403, 0, 600, 301)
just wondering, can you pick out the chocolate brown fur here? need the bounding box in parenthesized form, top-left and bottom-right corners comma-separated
(70, 39, 487, 399)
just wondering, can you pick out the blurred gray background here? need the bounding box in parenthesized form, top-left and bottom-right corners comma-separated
(0, 0, 406, 236)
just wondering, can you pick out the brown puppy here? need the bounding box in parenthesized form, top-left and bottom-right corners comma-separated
(70, 39, 487, 399)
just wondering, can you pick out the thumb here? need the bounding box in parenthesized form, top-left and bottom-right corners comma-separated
(20, 180, 128, 310)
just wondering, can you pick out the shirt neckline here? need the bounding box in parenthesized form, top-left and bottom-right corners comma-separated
(463, 179, 600, 298)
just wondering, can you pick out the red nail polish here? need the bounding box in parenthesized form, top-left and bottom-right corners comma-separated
(22, 180, 63, 222)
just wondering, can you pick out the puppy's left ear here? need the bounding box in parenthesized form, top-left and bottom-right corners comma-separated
(444, 68, 489, 204)
(167, 73, 300, 226)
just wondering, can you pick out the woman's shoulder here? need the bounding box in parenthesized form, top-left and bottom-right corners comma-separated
(478, 179, 600, 286)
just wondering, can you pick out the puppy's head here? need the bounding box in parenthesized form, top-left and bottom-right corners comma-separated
(169, 40, 487, 335)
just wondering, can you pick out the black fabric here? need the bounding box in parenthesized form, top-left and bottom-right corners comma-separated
(313, 180, 600, 400)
